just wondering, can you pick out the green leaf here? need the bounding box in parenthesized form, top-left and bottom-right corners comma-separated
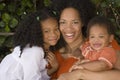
(91, 0, 101, 4)
(7, 3, 16, 12)
(44, 0, 51, 6)
(0, 36, 6, 46)
(2, 13, 11, 23)
(0, 3, 6, 10)
(0, 21, 5, 28)
(5, 25, 10, 32)
(116, 30, 120, 35)
(101, 2, 107, 8)
(9, 18, 18, 28)
(26, 1, 33, 8)
(114, 0, 120, 7)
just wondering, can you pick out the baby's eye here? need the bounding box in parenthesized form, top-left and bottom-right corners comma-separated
(99, 36, 104, 38)
(89, 36, 94, 39)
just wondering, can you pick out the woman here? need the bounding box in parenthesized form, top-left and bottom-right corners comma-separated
(50, 0, 120, 80)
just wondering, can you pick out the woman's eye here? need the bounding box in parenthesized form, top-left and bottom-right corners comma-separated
(59, 21, 65, 25)
(73, 21, 79, 24)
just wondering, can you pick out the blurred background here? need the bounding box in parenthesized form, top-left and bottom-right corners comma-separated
(0, 0, 120, 61)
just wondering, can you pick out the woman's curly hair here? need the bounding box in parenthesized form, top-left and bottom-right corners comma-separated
(50, 0, 96, 37)
(14, 12, 44, 56)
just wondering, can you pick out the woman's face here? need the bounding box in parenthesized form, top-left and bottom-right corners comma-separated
(41, 18, 60, 48)
(59, 8, 83, 45)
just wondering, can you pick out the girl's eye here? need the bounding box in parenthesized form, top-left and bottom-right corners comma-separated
(55, 28, 59, 31)
(54, 28, 59, 32)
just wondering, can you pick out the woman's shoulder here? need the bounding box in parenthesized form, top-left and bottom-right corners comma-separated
(111, 39, 120, 50)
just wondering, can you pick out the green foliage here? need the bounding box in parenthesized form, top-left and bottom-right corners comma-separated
(44, 0, 51, 6)
(0, 3, 5, 10)
(0, 36, 6, 46)
(2, 13, 11, 32)
(0, 0, 39, 55)
(0, 0, 119, 58)
(0, 21, 5, 29)
(92, 0, 120, 43)
(0, 0, 46, 58)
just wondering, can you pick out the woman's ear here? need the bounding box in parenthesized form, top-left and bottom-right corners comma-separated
(82, 23, 84, 27)
(109, 34, 114, 42)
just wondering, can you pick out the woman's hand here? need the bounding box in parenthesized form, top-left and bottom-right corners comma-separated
(69, 59, 90, 72)
(57, 70, 83, 80)
(46, 51, 59, 75)
(57, 72, 74, 80)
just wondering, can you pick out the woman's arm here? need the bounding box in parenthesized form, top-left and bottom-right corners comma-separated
(72, 60, 109, 71)
(81, 69, 120, 80)
(58, 50, 120, 80)
(82, 50, 120, 80)
(58, 69, 120, 80)
(58, 69, 85, 80)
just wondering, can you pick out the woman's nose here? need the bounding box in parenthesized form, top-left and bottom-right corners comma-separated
(65, 23, 73, 30)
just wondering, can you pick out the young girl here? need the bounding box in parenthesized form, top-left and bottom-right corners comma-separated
(0, 8, 59, 80)
(35, 7, 63, 76)
(70, 16, 117, 72)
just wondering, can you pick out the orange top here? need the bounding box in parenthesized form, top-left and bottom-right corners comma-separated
(81, 42, 117, 69)
(51, 39, 120, 79)
(51, 51, 78, 79)
(111, 39, 120, 50)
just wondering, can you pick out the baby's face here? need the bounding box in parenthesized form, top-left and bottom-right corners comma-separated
(89, 24, 113, 51)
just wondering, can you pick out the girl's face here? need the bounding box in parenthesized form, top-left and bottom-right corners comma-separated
(89, 24, 113, 51)
(59, 8, 83, 45)
(41, 18, 60, 48)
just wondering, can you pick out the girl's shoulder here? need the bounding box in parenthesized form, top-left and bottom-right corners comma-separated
(23, 45, 44, 53)
(21, 46, 45, 59)
(0, 51, 24, 79)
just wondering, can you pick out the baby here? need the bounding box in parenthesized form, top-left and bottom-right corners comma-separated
(70, 16, 117, 72)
